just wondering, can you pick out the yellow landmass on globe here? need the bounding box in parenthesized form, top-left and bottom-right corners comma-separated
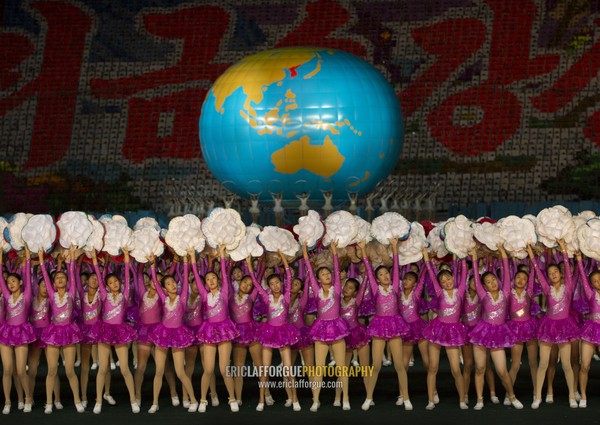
(211, 49, 321, 120)
(271, 135, 344, 178)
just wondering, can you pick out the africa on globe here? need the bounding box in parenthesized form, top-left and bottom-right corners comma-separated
(199, 47, 404, 202)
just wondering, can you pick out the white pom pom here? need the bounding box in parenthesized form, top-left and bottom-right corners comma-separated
(293, 210, 325, 249)
(21, 215, 56, 253)
(6, 213, 33, 251)
(57, 211, 94, 249)
(472, 221, 503, 251)
(258, 226, 299, 257)
(84, 215, 105, 257)
(165, 215, 205, 256)
(323, 211, 359, 248)
(102, 216, 133, 256)
(351, 215, 372, 244)
(202, 208, 246, 249)
(398, 222, 428, 265)
(578, 218, 600, 261)
(536, 206, 575, 248)
(427, 222, 448, 258)
(130, 227, 164, 263)
(370, 212, 411, 246)
(134, 217, 161, 232)
(228, 226, 264, 262)
(499, 215, 537, 258)
(443, 215, 475, 259)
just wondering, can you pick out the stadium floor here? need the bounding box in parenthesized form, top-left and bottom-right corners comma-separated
(7, 350, 600, 425)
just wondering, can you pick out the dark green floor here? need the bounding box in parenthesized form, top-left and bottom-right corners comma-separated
(5, 351, 600, 425)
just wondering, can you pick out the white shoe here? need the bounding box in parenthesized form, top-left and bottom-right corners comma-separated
(45, 404, 53, 414)
(310, 402, 320, 412)
(531, 398, 541, 409)
(403, 400, 413, 411)
(328, 360, 336, 366)
(510, 397, 523, 409)
(103, 394, 116, 405)
(284, 399, 292, 407)
(361, 399, 372, 411)
(545, 394, 554, 404)
(171, 396, 180, 407)
(74, 360, 81, 367)
(425, 402, 435, 410)
(2, 405, 10, 415)
(409, 359, 414, 367)
(23, 403, 32, 413)
(382, 359, 392, 366)
(148, 404, 159, 414)
(256, 403, 264, 412)
(569, 399, 578, 409)
(351, 359, 359, 367)
(370, 400, 375, 406)
(593, 353, 600, 361)
(433, 392, 440, 404)
(183, 400, 190, 409)
(191, 402, 201, 412)
(474, 400, 484, 410)
(503, 396, 510, 406)
(135, 398, 141, 407)
(211, 395, 220, 407)
(294, 401, 302, 411)
(229, 400, 239, 412)
(91, 363, 98, 370)
(575, 391, 581, 402)
(93, 403, 101, 414)
(395, 396, 404, 406)
(459, 401, 469, 410)
(237, 400, 242, 406)
(75, 402, 85, 413)
(490, 395, 500, 404)
(131, 403, 140, 413)
(265, 394, 274, 406)
(17, 402, 24, 410)
(54, 401, 64, 410)
(579, 399, 587, 408)
(333, 400, 341, 407)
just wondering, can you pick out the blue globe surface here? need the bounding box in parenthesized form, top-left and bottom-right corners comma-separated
(199, 47, 404, 202)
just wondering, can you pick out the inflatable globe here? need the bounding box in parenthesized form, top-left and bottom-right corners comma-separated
(199, 47, 403, 202)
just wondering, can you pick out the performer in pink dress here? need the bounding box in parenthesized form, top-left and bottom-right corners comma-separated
(250, 252, 300, 412)
(0, 249, 35, 414)
(91, 250, 138, 414)
(358, 239, 411, 411)
(191, 247, 239, 413)
(302, 241, 350, 412)
(422, 248, 468, 410)
(147, 255, 196, 413)
(133, 262, 178, 409)
(230, 258, 261, 407)
(39, 247, 85, 414)
(469, 248, 522, 410)
(528, 241, 579, 409)
(575, 252, 600, 408)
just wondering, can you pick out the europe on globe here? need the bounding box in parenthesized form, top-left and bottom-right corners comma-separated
(199, 47, 404, 203)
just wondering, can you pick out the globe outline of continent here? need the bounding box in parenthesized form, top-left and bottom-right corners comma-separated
(199, 47, 404, 202)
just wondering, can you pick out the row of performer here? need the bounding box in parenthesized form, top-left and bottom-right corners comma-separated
(0, 238, 598, 414)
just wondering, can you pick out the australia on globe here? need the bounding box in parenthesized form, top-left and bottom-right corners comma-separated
(199, 47, 404, 203)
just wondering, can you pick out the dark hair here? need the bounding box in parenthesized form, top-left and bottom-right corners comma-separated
(50, 270, 67, 282)
(292, 277, 304, 290)
(160, 274, 176, 288)
(266, 273, 281, 285)
(6, 272, 22, 282)
(589, 271, 600, 282)
(403, 271, 418, 282)
(515, 270, 529, 279)
(316, 267, 331, 280)
(344, 278, 359, 292)
(481, 272, 496, 285)
(546, 263, 561, 275)
(204, 271, 219, 281)
(374, 265, 389, 278)
(437, 269, 452, 281)
(80, 271, 90, 280)
(105, 273, 119, 282)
